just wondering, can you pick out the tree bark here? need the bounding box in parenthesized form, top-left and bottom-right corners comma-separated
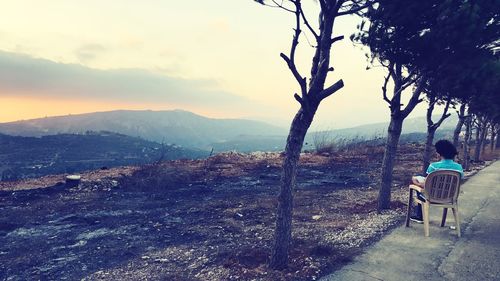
(490, 125, 496, 152)
(378, 116, 403, 211)
(377, 64, 425, 211)
(270, 105, 316, 269)
(480, 122, 488, 155)
(453, 104, 466, 148)
(257, 0, 373, 270)
(422, 96, 450, 173)
(496, 127, 500, 149)
(473, 118, 488, 161)
(473, 121, 482, 162)
(463, 115, 472, 170)
(423, 127, 437, 174)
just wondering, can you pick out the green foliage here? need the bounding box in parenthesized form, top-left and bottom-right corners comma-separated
(353, 0, 440, 69)
(355, 0, 499, 120)
(354, 0, 499, 73)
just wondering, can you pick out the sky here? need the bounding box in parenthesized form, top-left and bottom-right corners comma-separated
(0, 0, 435, 130)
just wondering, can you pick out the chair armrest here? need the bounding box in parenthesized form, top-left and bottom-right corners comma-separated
(409, 184, 424, 193)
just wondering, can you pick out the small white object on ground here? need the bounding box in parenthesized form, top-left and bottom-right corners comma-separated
(66, 175, 81, 181)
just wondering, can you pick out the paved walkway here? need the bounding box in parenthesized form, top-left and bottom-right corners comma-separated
(321, 160, 500, 281)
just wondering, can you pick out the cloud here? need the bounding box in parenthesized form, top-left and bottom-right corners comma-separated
(0, 50, 253, 111)
(75, 44, 107, 63)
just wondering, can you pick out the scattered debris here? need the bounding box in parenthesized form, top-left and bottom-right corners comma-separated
(0, 143, 491, 281)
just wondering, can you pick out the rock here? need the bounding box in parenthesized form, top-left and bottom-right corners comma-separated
(65, 175, 81, 188)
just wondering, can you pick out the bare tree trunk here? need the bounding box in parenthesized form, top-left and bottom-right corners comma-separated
(480, 122, 488, 156)
(453, 103, 466, 148)
(496, 127, 500, 149)
(474, 118, 484, 162)
(474, 122, 482, 162)
(255, 0, 375, 270)
(270, 106, 316, 269)
(423, 128, 437, 174)
(490, 125, 496, 152)
(377, 63, 425, 211)
(463, 115, 472, 170)
(378, 116, 403, 210)
(473, 118, 488, 161)
(422, 96, 450, 173)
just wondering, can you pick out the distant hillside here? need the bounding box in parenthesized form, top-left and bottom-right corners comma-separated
(0, 110, 460, 153)
(0, 110, 287, 150)
(319, 114, 459, 139)
(210, 114, 459, 152)
(0, 132, 206, 181)
(306, 114, 458, 142)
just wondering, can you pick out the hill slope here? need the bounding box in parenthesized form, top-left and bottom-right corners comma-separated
(0, 110, 287, 150)
(0, 132, 205, 181)
(323, 114, 458, 139)
(0, 110, 460, 153)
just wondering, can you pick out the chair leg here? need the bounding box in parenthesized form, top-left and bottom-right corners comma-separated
(406, 189, 413, 227)
(441, 208, 448, 227)
(423, 202, 430, 237)
(452, 207, 461, 237)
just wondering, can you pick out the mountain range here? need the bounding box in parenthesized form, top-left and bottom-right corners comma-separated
(0, 110, 287, 150)
(0, 109, 459, 152)
(319, 113, 458, 139)
(0, 110, 460, 180)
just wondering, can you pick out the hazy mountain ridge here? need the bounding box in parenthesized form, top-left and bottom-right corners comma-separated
(0, 110, 459, 153)
(0, 110, 287, 150)
(0, 111, 459, 180)
(321, 114, 458, 139)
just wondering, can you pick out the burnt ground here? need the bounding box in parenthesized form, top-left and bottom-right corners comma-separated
(0, 144, 490, 281)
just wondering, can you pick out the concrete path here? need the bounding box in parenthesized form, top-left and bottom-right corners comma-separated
(321, 161, 500, 281)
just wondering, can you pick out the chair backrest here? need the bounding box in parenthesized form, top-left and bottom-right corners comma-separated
(424, 170, 461, 204)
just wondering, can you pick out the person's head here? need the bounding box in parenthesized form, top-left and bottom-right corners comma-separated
(435, 139, 458, 160)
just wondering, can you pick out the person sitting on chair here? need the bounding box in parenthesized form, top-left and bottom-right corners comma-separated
(410, 139, 464, 223)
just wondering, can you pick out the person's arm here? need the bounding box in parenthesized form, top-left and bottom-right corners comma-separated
(412, 176, 426, 187)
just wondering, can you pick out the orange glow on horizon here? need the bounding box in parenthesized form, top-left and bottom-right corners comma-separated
(0, 96, 241, 123)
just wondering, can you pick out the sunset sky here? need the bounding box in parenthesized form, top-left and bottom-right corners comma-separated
(0, 1, 435, 129)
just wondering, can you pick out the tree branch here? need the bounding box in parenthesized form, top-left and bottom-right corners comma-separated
(338, 2, 374, 16)
(299, 6, 319, 39)
(317, 79, 344, 101)
(434, 99, 451, 128)
(294, 93, 303, 105)
(401, 77, 426, 119)
(381, 67, 392, 105)
(390, 72, 422, 103)
(400, 73, 420, 91)
(426, 95, 436, 127)
(256, 0, 296, 13)
(330, 35, 344, 44)
(280, 0, 307, 97)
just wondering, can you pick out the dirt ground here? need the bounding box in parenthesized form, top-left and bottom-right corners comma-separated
(0, 143, 489, 281)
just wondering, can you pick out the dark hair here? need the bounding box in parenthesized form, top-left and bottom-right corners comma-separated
(435, 139, 458, 159)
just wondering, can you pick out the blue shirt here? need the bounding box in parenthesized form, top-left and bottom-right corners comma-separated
(426, 159, 464, 178)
